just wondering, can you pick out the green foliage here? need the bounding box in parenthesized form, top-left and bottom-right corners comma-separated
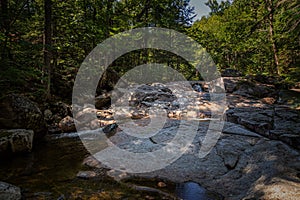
(188, 0, 299, 83)
(1, 0, 196, 99)
(3, 0, 298, 100)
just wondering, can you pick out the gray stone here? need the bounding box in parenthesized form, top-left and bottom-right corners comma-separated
(226, 106, 300, 150)
(233, 81, 276, 98)
(76, 171, 97, 179)
(83, 117, 300, 200)
(0, 129, 34, 154)
(0, 94, 47, 140)
(0, 181, 21, 200)
(223, 122, 262, 138)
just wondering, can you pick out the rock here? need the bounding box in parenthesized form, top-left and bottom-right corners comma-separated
(43, 109, 53, 122)
(157, 182, 167, 188)
(42, 102, 73, 134)
(226, 108, 271, 134)
(0, 181, 22, 200)
(83, 116, 299, 200)
(223, 122, 262, 138)
(233, 80, 276, 98)
(131, 83, 176, 109)
(78, 79, 300, 200)
(192, 83, 203, 92)
(261, 97, 276, 105)
(226, 106, 300, 150)
(248, 74, 281, 85)
(127, 131, 300, 200)
(223, 77, 241, 93)
(58, 116, 76, 133)
(76, 171, 97, 179)
(49, 102, 72, 119)
(43, 101, 72, 124)
(47, 125, 62, 134)
(0, 94, 47, 140)
(82, 156, 103, 169)
(0, 129, 34, 154)
(95, 92, 111, 109)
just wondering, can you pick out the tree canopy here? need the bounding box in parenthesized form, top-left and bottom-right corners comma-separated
(0, 0, 299, 100)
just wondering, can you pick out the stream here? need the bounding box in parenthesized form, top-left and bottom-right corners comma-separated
(0, 134, 221, 200)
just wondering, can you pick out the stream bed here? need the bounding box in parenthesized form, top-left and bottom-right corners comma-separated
(0, 135, 221, 200)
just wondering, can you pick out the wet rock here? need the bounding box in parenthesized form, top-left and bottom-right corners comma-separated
(0, 94, 47, 140)
(0, 181, 22, 200)
(95, 92, 111, 109)
(82, 156, 103, 169)
(58, 116, 76, 133)
(0, 129, 34, 154)
(76, 171, 97, 179)
(131, 83, 176, 109)
(43, 101, 72, 124)
(192, 83, 203, 92)
(157, 182, 167, 188)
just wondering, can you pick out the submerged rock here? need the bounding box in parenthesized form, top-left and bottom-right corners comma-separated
(0, 129, 34, 154)
(0, 181, 22, 200)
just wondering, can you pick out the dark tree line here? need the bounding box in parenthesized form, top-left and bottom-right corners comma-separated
(0, 0, 299, 101)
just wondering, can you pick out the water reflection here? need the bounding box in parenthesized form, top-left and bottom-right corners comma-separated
(176, 181, 220, 200)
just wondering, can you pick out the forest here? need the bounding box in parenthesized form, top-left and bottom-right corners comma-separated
(1, 0, 299, 101)
(1, 0, 300, 199)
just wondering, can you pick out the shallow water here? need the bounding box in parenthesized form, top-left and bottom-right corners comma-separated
(176, 182, 223, 200)
(0, 136, 173, 199)
(0, 134, 222, 199)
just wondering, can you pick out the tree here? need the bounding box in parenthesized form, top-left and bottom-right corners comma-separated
(44, 0, 52, 98)
(188, 0, 299, 80)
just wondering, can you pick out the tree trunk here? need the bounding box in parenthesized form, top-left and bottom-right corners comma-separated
(266, 0, 280, 75)
(44, 0, 52, 99)
(1, 0, 9, 60)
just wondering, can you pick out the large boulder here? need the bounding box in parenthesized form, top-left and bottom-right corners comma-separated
(0, 181, 22, 200)
(233, 80, 277, 98)
(83, 121, 300, 200)
(95, 92, 111, 109)
(0, 129, 34, 155)
(226, 106, 300, 150)
(0, 94, 47, 140)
